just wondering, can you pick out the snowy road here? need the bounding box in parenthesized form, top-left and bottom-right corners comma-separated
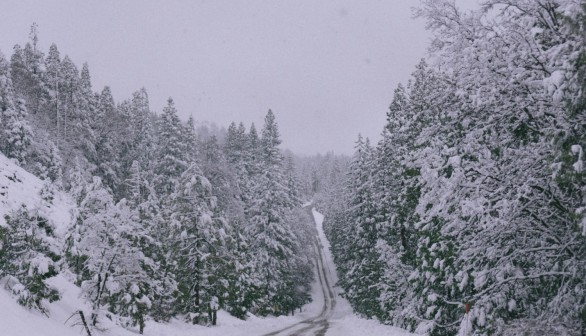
(261, 208, 415, 336)
(261, 209, 336, 336)
(0, 199, 414, 336)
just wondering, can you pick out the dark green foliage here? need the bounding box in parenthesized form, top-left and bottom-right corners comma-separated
(0, 206, 60, 313)
(318, 2, 586, 335)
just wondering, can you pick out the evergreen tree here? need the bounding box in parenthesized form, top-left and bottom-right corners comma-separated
(43, 43, 62, 137)
(93, 86, 121, 194)
(65, 176, 160, 331)
(170, 163, 226, 325)
(245, 110, 298, 315)
(126, 160, 176, 322)
(10, 24, 47, 114)
(0, 205, 60, 314)
(0, 52, 33, 164)
(285, 155, 302, 206)
(184, 115, 199, 163)
(153, 97, 189, 197)
(320, 2, 586, 335)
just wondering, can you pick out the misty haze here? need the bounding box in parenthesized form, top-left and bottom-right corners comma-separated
(0, 1, 584, 336)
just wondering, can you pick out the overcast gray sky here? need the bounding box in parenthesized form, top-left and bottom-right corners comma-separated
(0, 0, 478, 155)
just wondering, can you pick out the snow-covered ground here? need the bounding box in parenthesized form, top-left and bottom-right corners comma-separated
(0, 153, 414, 335)
(0, 270, 325, 336)
(0, 155, 74, 232)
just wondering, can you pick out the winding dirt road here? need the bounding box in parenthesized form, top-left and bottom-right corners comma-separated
(261, 211, 336, 336)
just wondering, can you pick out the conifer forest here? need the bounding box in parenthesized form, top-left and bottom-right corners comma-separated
(0, 1, 585, 335)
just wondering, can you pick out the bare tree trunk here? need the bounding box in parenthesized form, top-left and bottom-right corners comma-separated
(139, 313, 144, 334)
(78, 310, 93, 336)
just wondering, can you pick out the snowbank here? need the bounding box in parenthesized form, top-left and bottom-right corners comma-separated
(0, 284, 82, 336)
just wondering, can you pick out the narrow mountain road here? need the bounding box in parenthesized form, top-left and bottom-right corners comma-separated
(261, 208, 337, 336)
(260, 208, 414, 336)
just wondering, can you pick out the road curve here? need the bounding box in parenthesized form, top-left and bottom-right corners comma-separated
(261, 210, 336, 336)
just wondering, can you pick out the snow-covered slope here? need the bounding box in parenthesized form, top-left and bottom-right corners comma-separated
(0, 154, 324, 335)
(0, 154, 74, 234)
(0, 153, 81, 336)
(0, 154, 414, 335)
(0, 282, 82, 336)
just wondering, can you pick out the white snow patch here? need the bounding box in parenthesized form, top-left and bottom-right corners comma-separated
(542, 70, 565, 102)
(428, 293, 438, 303)
(507, 299, 517, 312)
(455, 312, 473, 336)
(448, 155, 461, 167)
(0, 285, 82, 336)
(473, 270, 488, 290)
(199, 213, 212, 225)
(0, 153, 75, 232)
(29, 255, 52, 275)
(571, 144, 583, 173)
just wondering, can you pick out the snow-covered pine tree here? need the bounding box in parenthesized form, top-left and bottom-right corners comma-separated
(56, 56, 79, 142)
(170, 163, 227, 325)
(245, 122, 261, 178)
(0, 51, 33, 164)
(285, 155, 302, 206)
(91, 86, 123, 195)
(10, 44, 46, 115)
(220, 122, 262, 317)
(245, 110, 299, 315)
(27, 134, 63, 182)
(184, 115, 199, 163)
(10, 24, 48, 115)
(107, 199, 157, 334)
(413, 2, 586, 334)
(283, 207, 315, 315)
(372, 84, 416, 329)
(0, 205, 60, 314)
(75, 63, 98, 162)
(223, 226, 256, 319)
(224, 122, 242, 165)
(126, 160, 176, 323)
(336, 135, 386, 319)
(153, 97, 189, 198)
(66, 177, 157, 330)
(42, 43, 63, 139)
(113, 88, 157, 201)
(198, 134, 247, 316)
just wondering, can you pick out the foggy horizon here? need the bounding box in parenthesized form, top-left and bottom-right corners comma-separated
(1, 0, 478, 155)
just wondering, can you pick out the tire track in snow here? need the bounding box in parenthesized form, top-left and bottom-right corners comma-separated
(261, 208, 336, 336)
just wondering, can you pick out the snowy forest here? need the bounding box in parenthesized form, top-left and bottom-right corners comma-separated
(314, 1, 586, 335)
(0, 1, 585, 336)
(0, 22, 319, 334)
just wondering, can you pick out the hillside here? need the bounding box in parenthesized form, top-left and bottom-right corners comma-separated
(0, 153, 74, 231)
(0, 155, 411, 335)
